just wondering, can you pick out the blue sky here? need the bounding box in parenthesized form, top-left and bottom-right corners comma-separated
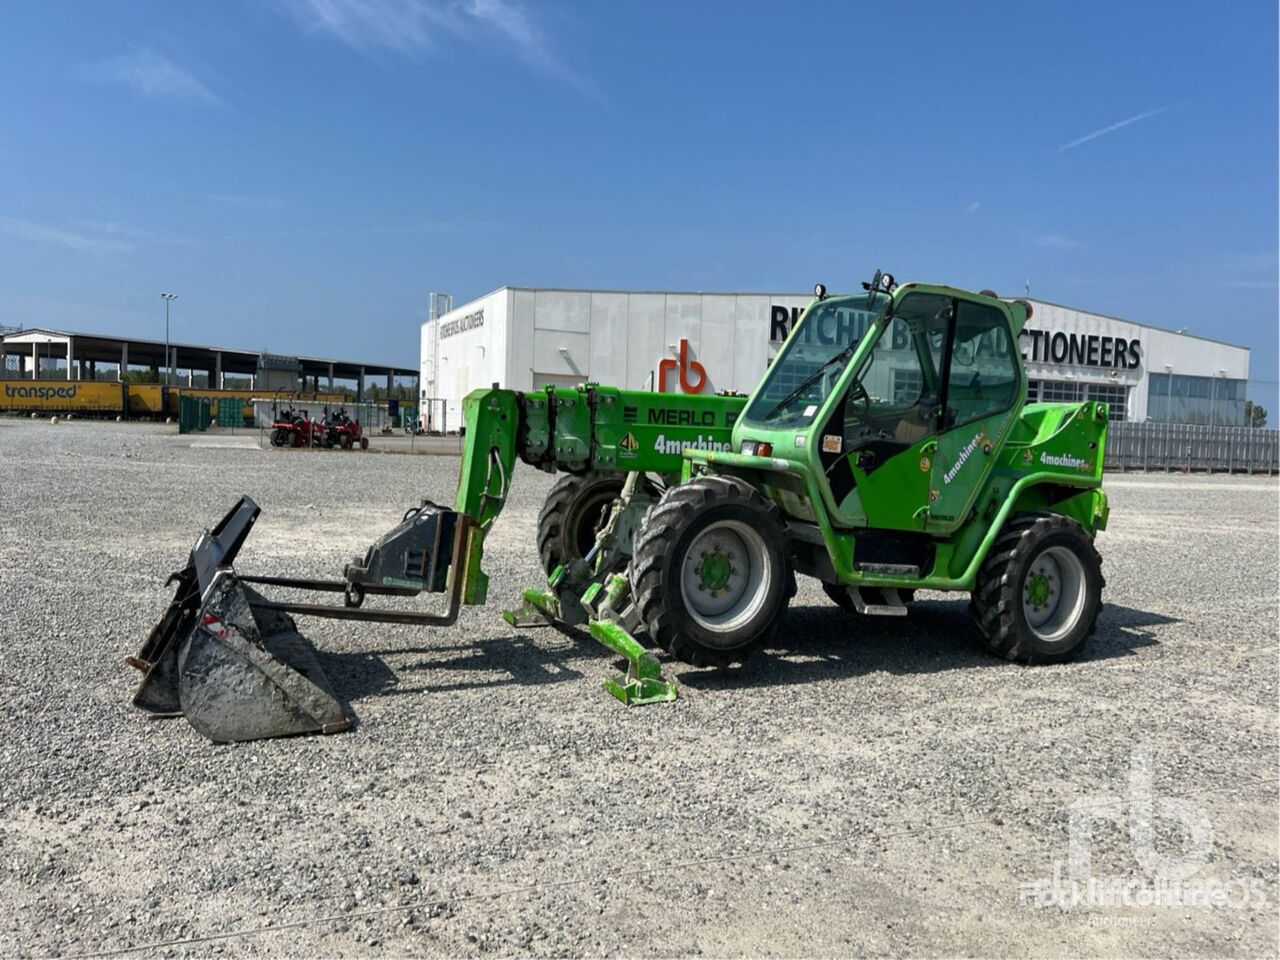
(1, 1, 1276, 399)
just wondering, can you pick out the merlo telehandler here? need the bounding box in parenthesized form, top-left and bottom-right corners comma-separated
(128, 271, 1109, 741)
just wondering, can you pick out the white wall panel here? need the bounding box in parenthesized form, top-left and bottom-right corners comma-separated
(588, 292, 629, 387)
(535, 290, 591, 333)
(429, 288, 507, 426)
(700, 295, 737, 392)
(625, 294, 666, 391)
(510, 289, 536, 391)
(532, 330, 592, 381)
(732, 295, 771, 394)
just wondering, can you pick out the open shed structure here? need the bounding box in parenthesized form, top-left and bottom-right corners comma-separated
(1, 327, 417, 401)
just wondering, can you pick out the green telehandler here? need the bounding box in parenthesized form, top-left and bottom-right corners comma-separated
(128, 271, 1109, 741)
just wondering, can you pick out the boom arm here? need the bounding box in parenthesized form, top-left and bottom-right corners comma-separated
(450, 384, 745, 605)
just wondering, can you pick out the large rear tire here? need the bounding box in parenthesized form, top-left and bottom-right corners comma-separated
(629, 475, 792, 668)
(969, 512, 1104, 664)
(537, 473, 634, 575)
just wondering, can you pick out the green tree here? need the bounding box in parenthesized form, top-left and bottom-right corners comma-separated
(122, 366, 161, 384)
(1244, 401, 1268, 428)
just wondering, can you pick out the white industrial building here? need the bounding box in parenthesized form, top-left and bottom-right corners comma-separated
(420, 287, 1250, 431)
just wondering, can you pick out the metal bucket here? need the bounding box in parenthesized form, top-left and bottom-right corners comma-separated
(128, 497, 351, 743)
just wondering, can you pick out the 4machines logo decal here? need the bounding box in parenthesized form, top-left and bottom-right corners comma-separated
(943, 429, 989, 485)
(652, 434, 732, 455)
(1039, 451, 1093, 472)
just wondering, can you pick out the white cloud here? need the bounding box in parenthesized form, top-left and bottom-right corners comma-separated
(281, 0, 599, 97)
(465, 0, 543, 65)
(282, 0, 443, 51)
(84, 49, 222, 104)
(1058, 103, 1180, 153)
(1031, 233, 1083, 250)
(965, 200, 980, 215)
(0, 217, 133, 254)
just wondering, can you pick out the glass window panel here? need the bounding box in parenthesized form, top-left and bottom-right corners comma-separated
(943, 300, 1020, 428)
(1040, 380, 1082, 403)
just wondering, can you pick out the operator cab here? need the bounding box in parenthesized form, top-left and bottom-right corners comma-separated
(740, 271, 1025, 533)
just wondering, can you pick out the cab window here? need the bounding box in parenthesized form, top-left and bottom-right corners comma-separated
(842, 293, 948, 450)
(945, 301, 1019, 428)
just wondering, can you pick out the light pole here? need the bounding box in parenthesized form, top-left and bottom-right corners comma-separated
(161, 293, 178, 386)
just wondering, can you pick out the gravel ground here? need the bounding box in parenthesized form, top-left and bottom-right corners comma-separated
(1, 419, 1276, 959)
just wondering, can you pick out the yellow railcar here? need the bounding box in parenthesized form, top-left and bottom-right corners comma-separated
(0, 379, 128, 413)
(1, 379, 358, 419)
(127, 384, 171, 417)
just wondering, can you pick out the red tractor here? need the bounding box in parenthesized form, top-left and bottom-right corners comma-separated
(323, 408, 369, 450)
(269, 407, 324, 448)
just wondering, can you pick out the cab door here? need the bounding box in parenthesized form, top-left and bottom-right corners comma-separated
(925, 298, 1023, 529)
(823, 292, 950, 531)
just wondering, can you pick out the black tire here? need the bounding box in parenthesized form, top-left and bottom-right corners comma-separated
(822, 581, 915, 612)
(537, 473, 632, 575)
(969, 511, 1104, 664)
(270, 428, 287, 447)
(359, 437, 369, 450)
(629, 475, 792, 668)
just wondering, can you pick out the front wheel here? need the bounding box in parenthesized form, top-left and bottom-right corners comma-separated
(629, 475, 792, 668)
(969, 512, 1104, 664)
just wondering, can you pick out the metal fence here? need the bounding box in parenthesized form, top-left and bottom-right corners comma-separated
(250, 399, 398, 431)
(1105, 421, 1279, 474)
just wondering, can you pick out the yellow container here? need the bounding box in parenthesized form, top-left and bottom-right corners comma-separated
(0, 380, 127, 413)
(127, 384, 171, 416)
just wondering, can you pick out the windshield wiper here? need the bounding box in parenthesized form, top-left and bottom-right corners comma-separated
(763, 342, 858, 421)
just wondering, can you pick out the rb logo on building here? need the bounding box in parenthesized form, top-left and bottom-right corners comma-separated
(657, 339, 707, 394)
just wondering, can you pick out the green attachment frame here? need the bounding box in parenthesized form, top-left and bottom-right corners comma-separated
(501, 586, 562, 628)
(589, 619, 677, 706)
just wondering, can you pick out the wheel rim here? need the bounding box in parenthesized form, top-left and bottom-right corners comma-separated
(1022, 545, 1088, 643)
(680, 519, 772, 637)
